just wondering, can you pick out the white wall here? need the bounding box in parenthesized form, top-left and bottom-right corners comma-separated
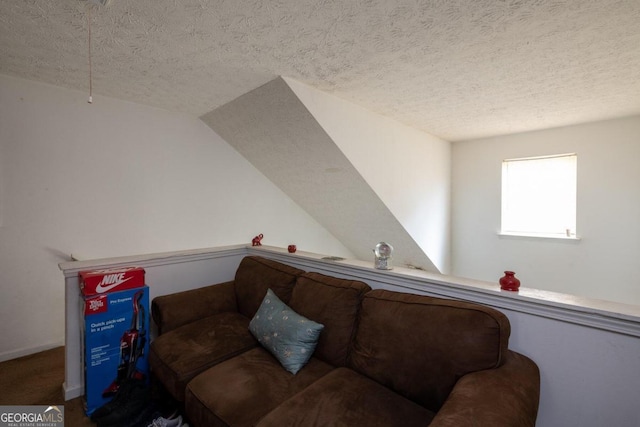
(286, 78, 452, 273)
(452, 116, 640, 305)
(0, 74, 354, 361)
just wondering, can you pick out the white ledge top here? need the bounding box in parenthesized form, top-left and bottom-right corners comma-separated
(58, 244, 247, 274)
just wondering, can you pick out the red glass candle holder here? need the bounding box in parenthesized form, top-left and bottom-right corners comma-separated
(500, 271, 520, 291)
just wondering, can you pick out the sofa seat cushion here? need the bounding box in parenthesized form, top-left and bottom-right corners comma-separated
(256, 367, 435, 427)
(349, 289, 511, 413)
(149, 311, 257, 401)
(185, 347, 335, 427)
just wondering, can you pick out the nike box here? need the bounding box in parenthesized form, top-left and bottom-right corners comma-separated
(79, 267, 149, 416)
(80, 266, 145, 296)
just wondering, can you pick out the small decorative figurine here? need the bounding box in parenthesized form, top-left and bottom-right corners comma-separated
(287, 245, 297, 253)
(499, 271, 521, 291)
(251, 234, 263, 246)
(373, 242, 393, 270)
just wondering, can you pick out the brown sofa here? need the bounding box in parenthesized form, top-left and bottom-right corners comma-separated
(150, 256, 540, 426)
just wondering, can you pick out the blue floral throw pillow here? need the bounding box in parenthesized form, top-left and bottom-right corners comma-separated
(249, 289, 324, 374)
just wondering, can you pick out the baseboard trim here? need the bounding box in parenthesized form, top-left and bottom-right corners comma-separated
(0, 341, 63, 363)
(63, 381, 84, 401)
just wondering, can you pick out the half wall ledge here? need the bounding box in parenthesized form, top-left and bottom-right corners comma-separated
(247, 246, 640, 338)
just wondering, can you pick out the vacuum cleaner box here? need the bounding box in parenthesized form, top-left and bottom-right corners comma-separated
(81, 285, 150, 416)
(79, 266, 145, 297)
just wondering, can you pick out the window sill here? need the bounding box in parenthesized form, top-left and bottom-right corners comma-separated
(498, 231, 581, 242)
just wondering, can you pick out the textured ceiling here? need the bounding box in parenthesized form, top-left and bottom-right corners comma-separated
(1, 0, 639, 141)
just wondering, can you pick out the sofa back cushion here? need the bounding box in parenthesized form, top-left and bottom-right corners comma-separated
(288, 272, 371, 367)
(349, 289, 510, 412)
(234, 256, 305, 318)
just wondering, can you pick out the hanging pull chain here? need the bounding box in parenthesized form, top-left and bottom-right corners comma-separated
(87, 6, 93, 104)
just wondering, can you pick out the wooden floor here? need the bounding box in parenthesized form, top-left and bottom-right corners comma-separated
(0, 346, 95, 426)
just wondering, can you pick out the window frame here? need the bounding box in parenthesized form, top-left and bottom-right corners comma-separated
(500, 153, 579, 240)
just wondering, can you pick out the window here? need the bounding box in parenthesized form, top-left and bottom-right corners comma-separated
(501, 153, 577, 238)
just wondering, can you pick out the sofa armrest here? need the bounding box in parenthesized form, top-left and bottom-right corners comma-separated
(430, 350, 540, 427)
(152, 281, 238, 334)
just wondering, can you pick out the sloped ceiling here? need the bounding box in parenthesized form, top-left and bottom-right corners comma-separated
(202, 77, 439, 271)
(1, 0, 639, 141)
